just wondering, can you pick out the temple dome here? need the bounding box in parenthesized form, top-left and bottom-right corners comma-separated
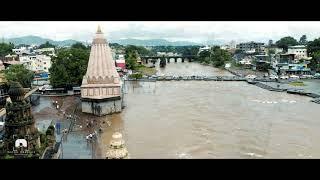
(8, 82, 25, 102)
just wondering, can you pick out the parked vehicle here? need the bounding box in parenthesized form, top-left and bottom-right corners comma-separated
(289, 75, 300, 79)
(269, 74, 278, 80)
(245, 74, 257, 79)
(280, 75, 289, 79)
(313, 73, 320, 79)
(301, 74, 313, 79)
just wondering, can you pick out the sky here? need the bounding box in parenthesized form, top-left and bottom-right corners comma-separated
(1, 21, 320, 44)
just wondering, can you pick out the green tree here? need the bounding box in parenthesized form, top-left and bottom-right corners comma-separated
(309, 51, 320, 72)
(71, 42, 88, 50)
(275, 36, 298, 51)
(49, 47, 89, 88)
(299, 35, 307, 45)
(0, 42, 14, 57)
(210, 47, 232, 67)
(125, 49, 138, 70)
(196, 46, 231, 67)
(307, 38, 320, 55)
(268, 49, 275, 55)
(197, 50, 211, 63)
(4, 64, 34, 88)
(125, 45, 152, 56)
(39, 41, 55, 49)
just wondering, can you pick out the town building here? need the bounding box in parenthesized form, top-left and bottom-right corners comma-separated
(81, 26, 123, 116)
(236, 41, 265, 54)
(273, 54, 311, 75)
(265, 46, 283, 55)
(12, 47, 32, 56)
(198, 45, 211, 54)
(254, 54, 271, 71)
(34, 48, 55, 56)
(287, 45, 309, 60)
(115, 54, 126, 70)
(19, 55, 52, 73)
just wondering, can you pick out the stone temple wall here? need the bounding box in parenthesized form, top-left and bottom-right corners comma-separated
(81, 98, 122, 116)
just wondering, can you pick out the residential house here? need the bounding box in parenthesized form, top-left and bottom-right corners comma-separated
(19, 55, 52, 73)
(287, 45, 310, 61)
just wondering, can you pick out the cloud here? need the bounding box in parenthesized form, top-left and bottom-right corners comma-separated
(1, 21, 320, 44)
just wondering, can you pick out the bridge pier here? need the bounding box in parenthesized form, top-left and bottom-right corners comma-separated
(174, 58, 177, 63)
(167, 58, 170, 63)
(181, 58, 184, 63)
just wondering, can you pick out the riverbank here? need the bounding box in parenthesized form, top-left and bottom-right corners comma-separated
(226, 66, 266, 78)
(135, 65, 157, 76)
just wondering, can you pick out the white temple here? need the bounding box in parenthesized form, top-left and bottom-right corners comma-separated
(81, 26, 122, 116)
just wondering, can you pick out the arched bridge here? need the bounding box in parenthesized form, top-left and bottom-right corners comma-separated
(140, 55, 196, 64)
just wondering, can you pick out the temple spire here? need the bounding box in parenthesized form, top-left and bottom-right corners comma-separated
(97, 25, 102, 34)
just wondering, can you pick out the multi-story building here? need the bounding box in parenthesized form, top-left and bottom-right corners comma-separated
(19, 55, 52, 72)
(273, 54, 311, 75)
(34, 48, 55, 56)
(287, 45, 308, 60)
(236, 41, 265, 54)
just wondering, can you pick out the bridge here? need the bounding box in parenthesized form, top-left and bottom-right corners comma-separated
(140, 55, 196, 64)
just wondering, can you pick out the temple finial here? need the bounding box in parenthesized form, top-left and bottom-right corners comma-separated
(97, 25, 102, 33)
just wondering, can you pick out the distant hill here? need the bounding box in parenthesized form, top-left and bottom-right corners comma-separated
(3, 35, 210, 47)
(110, 38, 202, 46)
(5, 35, 81, 47)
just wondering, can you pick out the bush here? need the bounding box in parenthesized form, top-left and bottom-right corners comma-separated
(129, 73, 143, 79)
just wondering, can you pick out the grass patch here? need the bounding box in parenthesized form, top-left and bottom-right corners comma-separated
(289, 81, 306, 86)
(136, 65, 157, 76)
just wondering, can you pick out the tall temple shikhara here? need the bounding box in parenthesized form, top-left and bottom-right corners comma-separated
(81, 26, 122, 116)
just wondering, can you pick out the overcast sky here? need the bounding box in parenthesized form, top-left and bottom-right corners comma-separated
(1, 21, 320, 44)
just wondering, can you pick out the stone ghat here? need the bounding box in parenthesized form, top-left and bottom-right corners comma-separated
(252, 82, 320, 104)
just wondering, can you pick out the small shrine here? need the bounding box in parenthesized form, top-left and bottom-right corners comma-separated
(106, 132, 129, 159)
(0, 82, 58, 159)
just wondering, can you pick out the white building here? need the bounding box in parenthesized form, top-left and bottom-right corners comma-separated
(198, 45, 211, 53)
(34, 48, 55, 56)
(19, 55, 52, 72)
(12, 47, 29, 55)
(229, 40, 237, 49)
(287, 45, 308, 60)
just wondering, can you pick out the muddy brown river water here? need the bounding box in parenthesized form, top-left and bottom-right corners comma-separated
(35, 62, 320, 158)
(97, 62, 320, 159)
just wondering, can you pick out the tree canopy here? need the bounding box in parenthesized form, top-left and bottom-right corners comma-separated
(124, 47, 139, 70)
(307, 37, 320, 55)
(39, 41, 55, 49)
(125, 45, 153, 56)
(49, 47, 89, 88)
(275, 36, 298, 51)
(71, 42, 88, 50)
(196, 46, 231, 68)
(299, 35, 307, 45)
(0, 42, 14, 57)
(4, 64, 34, 88)
(309, 51, 320, 72)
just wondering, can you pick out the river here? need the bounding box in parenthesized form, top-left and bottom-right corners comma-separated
(97, 62, 320, 159)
